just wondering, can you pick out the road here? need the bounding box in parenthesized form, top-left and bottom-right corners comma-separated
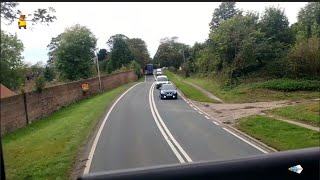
(86, 74, 264, 174)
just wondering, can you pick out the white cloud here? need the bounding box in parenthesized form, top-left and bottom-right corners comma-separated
(1, 2, 307, 64)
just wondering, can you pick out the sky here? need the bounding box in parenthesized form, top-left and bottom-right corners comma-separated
(1, 2, 308, 64)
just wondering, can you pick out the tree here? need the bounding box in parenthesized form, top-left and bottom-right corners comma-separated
(97, 48, 108, 61)
(0, 2, 56, 26)
(209, 2, 242, 31)
(43, 65, 56, 81)
(108, 35, 134, 71)
(207, 15, 270, 80)
(54, 24, 97, 81)
(188, 42, 206, 73)
(106, 34, 129, 49)
(47, 34, 63, 66)
(126, 38, 151, 68)
(295, 2, 320, 39)
(0, 30, 25, 90)
(260, 6, 294, 45)
(153, 37, 189, 69)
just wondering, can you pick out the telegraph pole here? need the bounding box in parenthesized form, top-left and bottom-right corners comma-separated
(96, 51, 102, 92)
(182, 48, 186, 63)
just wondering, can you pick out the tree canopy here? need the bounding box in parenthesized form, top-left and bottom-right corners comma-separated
(0, 30, 25, 90)
(53, 24, 97, 81)
(0, 2, 56, 26)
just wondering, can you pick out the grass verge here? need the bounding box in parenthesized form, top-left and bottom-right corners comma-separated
(164, 70, 218, 103)
(184, 77, 319, 103)
(2, 82, 137, 180)
(268, 102, 320, 127)
(237, 115, 320, 151)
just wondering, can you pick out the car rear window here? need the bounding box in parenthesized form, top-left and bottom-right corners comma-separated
(162, 85, 175, 90)
(157, 77, 168, 81)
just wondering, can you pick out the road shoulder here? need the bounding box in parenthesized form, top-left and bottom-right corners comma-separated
(70, 81, 141, 180)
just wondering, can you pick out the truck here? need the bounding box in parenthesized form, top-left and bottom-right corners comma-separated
(145, 64, 154, 75)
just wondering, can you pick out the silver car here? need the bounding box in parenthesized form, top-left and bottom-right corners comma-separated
(155, 75, 169, 89)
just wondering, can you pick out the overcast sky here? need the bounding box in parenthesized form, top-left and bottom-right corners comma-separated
(1, 2, 307, 64)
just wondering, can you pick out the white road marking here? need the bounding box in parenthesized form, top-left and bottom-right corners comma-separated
(198, 111, 203, 115)
(83, 82, 143, 174)
(193, 108, 198, 111)
(176, 86, 270, 154)
(222, 128, 268, 154)
(190, 104, 194, 107)
(151, 83, 193, 163)
(149, 83, 185, 163)
(212, 121, 219, 125)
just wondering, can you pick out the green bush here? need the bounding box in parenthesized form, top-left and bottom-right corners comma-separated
(257, 79, 320, 91)
(168, 66, 176, 72)
(35, 75, 46, 92)
(129, 60, 142, 78)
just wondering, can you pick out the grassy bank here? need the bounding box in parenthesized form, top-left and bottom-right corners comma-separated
(164, 70, 218, 103)
(184, 76, 319, 103)
(2, 82, 137, 180)
(268, 102, 320, 127)
(237, 115, 320, 151)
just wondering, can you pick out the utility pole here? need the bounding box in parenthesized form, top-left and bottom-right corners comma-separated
(96, 51, 102, 92)
(182, 48, 186, 63)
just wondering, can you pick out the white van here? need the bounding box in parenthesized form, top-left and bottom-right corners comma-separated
(156, 68, 162, 76)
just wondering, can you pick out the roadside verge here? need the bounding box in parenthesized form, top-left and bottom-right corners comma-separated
(2, 81, 140, 180)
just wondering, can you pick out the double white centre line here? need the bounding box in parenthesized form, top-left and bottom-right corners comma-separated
(149, 82, 193, 163)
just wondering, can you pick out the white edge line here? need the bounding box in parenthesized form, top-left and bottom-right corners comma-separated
(151, 83, 193, 163)
(212, 121, 219, 125)
(149, 83, 185, 163)
(222, 128, 268, 154)
(190, 104, 194, 107)
(198, 111, 203, 114)
(204, 116, 210, 120)
(83, 82, 142, 174)
(193, 108, 198, 111)
(177, 90, 269, 154)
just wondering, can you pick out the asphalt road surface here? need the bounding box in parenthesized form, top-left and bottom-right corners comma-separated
(87, 74, 263, 174)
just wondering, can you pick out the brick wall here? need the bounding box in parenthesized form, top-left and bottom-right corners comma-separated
(0, 70, 137, 135)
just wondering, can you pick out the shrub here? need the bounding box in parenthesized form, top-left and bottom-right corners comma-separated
(257, 79, 320, 92)
(286, 37, 320, 78)
(35, 75, 46, 92)
(168, 66, 176, 72)
(129, 60, 142, 78)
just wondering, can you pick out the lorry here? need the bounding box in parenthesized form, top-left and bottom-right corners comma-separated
(145, 64, 154, 75)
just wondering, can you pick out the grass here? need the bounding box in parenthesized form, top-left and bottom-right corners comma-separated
(184, 76, 319, 103)
(164, 70, 218, 103)
(237, 115, 320, 151)
(2, 82, 137, 180)
(268, 102, 320, 127)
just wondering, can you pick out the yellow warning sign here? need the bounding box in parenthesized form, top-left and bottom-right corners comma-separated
(82, 83, 89, 92)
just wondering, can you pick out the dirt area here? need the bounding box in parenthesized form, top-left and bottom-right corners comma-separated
(192, 98, 320, 125)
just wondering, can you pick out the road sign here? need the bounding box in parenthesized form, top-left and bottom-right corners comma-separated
(82, 83, 89, 92)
